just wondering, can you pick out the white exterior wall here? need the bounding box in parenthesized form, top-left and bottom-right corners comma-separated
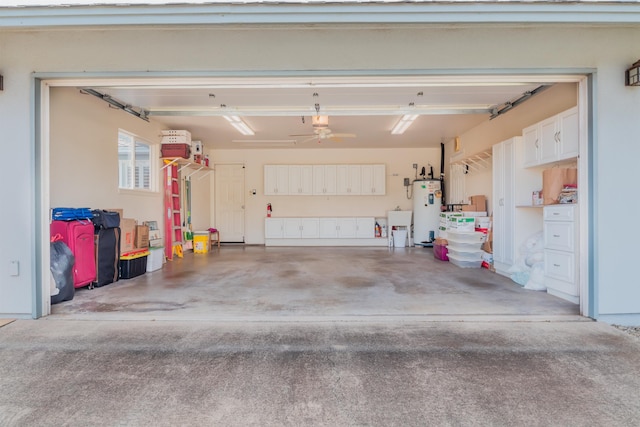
(1, 23, 640, 321)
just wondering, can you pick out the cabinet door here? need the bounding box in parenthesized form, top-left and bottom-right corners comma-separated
(264, 165, 278, 195)
(522, 125, 539, 167)
(337, 165, 361, 195)
(319, 218, 338, 238)
(337, 217, 357, 238)
(283, 218, 302, 238)
(492, 139, 516, 267)
(356, 217, 375, 238)
(313, 165, 337, 195)
(360, 165, 386, 195)
(264, 165, 288, 195)
(502, 139, 516, 267)
(264, 218, 284, 238)
(492, 143, 504, 263)
(557, 107, 579, 160)
(539, 116, 559, 164)
(372, 164, 386, 195)
(288, 166, 303, 195)
(301, 218, 320, 238)
(289, 166, 312, 195)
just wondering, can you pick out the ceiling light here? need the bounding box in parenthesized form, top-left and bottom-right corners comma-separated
(312, 115, 329, 128)
(391, 114, 419, 135)
(223, 115, 254, 135)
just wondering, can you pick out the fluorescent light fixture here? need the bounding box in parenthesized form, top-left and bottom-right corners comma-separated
(391, 114, 419, 135)
(223, 115, 254, 135)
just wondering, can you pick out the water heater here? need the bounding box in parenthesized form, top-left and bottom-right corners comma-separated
(413, 179, 442, 245)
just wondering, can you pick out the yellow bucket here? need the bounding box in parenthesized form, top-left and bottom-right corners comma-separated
(193, 232, 209, 254)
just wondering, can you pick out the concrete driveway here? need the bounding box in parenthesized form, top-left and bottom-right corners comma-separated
(1, 318, 639, 426)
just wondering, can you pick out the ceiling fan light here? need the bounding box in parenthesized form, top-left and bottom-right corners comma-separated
(391, 114, 419, 135)
(312, 115, 329, 128)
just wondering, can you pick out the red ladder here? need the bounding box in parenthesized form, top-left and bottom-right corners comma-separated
(164, 161, 182, 260)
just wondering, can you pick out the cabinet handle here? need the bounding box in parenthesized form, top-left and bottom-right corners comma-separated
(553, 234, 561, 238)
(553, 263, 561, 267)
(535, 139, 539, 148)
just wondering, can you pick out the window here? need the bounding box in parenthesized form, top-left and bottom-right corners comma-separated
(118, 130, 155, 191)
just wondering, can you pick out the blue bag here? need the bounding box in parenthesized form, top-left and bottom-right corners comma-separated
(52, 207, 93, 221)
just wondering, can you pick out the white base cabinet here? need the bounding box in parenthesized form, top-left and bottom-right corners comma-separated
(265, 217, 380, 246)
(544, 204, 579, 303)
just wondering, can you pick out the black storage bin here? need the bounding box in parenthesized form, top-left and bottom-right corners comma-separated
(119, 251, 149, 279)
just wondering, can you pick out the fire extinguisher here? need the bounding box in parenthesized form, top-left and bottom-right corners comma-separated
(267, 203, 272, 217)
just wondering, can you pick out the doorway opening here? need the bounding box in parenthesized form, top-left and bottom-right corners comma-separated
(36, 72, 593, 319)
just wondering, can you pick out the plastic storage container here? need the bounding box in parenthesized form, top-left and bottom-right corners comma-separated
(446, 246, 484, 261)
(119, 250, 150, 279)
(446, 231, 486, 250)
(146, 246, 164, 272)
(447, 253, 483, 268)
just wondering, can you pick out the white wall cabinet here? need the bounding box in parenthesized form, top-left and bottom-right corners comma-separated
(312, 165, 337, 195)
(266, 164, 385, 196)
(492, 137, 544, 276)
(264, 165, 289, 195)
(544, 204, 579, 303)
(288, 165, 313, 195)
(522, 106, 579, 167)
(337, 165, 362, 195)
(361, 164, 386, 195)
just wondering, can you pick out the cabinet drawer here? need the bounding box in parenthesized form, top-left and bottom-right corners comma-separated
(544, 205, 576, 221)
(544, 222, 574, 251)
(544, 249, 575, 282)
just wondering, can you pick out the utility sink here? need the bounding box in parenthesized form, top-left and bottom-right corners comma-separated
(387, 210, 412, 227)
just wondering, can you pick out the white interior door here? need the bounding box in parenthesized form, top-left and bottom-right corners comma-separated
(215, 164, 245, 243)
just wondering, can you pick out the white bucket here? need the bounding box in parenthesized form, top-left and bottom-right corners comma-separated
(392, 229, 408, 248)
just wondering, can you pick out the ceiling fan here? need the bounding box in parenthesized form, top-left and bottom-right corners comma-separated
(290, 115, 357, 144)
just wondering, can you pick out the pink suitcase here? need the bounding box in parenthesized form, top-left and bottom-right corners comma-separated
(50, 220, 97, 288)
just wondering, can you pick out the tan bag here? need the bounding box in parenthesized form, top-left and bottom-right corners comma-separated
(542, 168, 577, 205)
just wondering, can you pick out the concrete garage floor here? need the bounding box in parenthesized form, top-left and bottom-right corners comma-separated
(51, 246, 580, 321)
(4, 248, 640, 425)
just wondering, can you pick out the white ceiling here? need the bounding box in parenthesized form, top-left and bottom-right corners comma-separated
(84, 76, 551, 149)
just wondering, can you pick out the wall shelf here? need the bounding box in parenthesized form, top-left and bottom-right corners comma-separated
(161, 157, 213, 179)
(450, 149, 492, 174)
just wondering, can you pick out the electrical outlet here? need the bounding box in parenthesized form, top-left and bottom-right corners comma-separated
(413, 163, 418, 169)
(404, 178, 410, 186)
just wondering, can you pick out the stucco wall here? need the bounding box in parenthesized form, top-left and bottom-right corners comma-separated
(1, 24, 640, 320)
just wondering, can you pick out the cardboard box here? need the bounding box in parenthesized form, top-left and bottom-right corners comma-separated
(461, 205, 476, 212)
(135, 225, 150, 249)
(470, 195, 487, 211)
(120, 218, 137, 253)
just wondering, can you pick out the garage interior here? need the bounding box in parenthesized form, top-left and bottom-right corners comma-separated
(45, 74, 586, 319)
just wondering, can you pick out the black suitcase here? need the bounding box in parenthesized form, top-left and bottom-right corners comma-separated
(91, 209, 120, 230)
(93, 227, 121, 288)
